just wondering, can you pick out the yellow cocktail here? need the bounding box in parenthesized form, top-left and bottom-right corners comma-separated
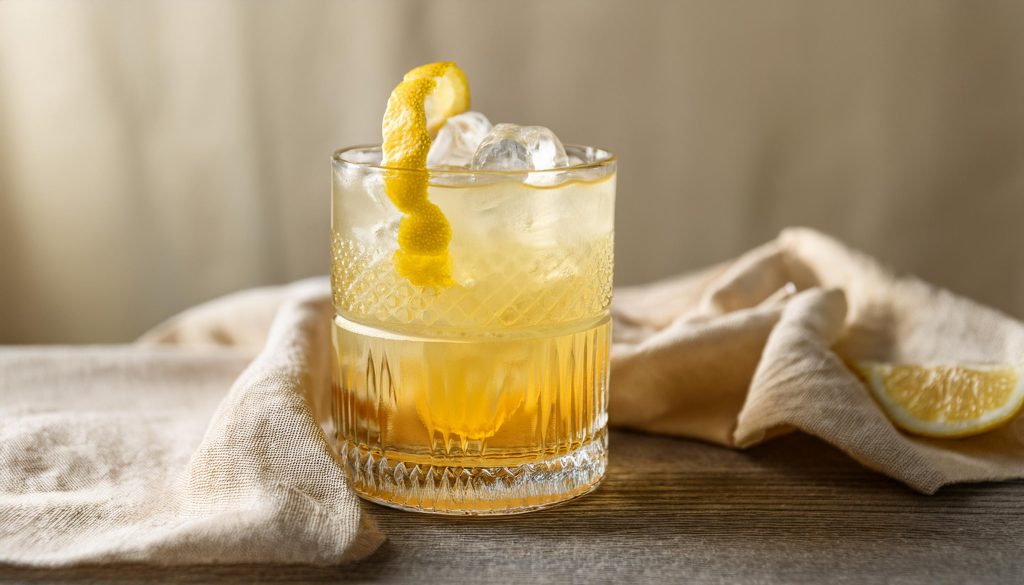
(330, 63, 615, 514)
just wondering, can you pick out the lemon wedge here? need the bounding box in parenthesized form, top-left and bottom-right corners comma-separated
(381, 61, 470, 288)
(857, 362, 1024, 438)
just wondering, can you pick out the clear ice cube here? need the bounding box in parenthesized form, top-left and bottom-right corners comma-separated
(349, 173, 400, 259)
(427, 111, 492, 168)
(470, 123, 569, 171)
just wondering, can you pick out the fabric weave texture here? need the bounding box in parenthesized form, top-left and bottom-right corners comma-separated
(3, 228, 1023, 566)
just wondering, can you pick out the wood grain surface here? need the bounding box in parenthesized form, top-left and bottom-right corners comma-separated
(3, 430, 1022, 584)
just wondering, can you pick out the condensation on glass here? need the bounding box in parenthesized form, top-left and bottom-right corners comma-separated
(330, 145, 616, 514)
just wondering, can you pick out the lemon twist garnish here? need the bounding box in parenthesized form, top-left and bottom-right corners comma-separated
(381, 62, 470, 288)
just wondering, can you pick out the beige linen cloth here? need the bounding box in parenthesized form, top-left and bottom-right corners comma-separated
(4, 228, 1024, 566)
(1, 281, 383, 566)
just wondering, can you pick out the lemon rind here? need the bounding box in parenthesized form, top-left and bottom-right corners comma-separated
(381, 62, 470, 289)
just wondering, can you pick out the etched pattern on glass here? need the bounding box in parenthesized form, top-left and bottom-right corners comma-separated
(330, 145, 615, 514)
(339, 433, 607, 515)
(331, 230, 613, 333)
(331, 316, 610, 514)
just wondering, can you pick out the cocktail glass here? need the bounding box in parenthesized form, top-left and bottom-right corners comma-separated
(330, 145, 615, 514)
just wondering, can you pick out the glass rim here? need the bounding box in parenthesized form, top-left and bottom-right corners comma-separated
(332, 144, 616, 176)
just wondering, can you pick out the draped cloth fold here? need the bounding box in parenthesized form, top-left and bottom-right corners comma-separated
(4, 228, 1024, 567)
(0, 281, 383, 566)
(611, 228, 1024, 493)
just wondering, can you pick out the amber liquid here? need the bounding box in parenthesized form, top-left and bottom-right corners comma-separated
(330, 159, 615, 514)
(331, 314, 610, 514)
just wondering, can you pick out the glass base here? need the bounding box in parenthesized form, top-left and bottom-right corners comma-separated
(339, 430, 607, 516)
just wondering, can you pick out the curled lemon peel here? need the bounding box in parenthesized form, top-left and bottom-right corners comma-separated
(381, 62, 470, 288)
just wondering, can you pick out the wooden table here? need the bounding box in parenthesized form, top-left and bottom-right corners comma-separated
(4, 430, 1022, 584)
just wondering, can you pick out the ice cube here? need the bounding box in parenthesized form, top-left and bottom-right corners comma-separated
(470, 123, 569, 171)
(350, 181, 401, 259)
(427, 111, 492, 168)
(362, 173, 390, 210)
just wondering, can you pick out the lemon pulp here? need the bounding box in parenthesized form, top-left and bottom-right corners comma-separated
(859, 362, 1024, 438)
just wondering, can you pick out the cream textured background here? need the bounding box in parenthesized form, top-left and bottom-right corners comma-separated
(1, 0, 1023, 342)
